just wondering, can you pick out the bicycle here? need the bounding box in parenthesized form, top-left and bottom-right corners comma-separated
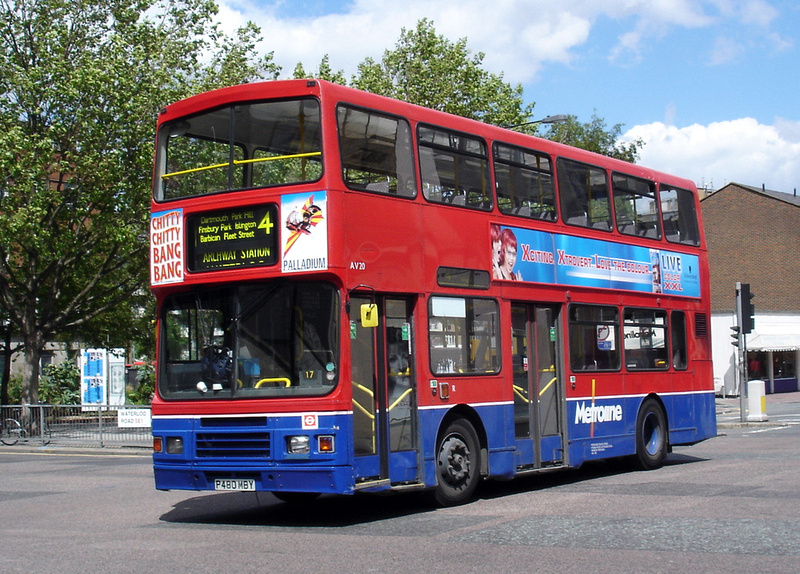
(1, 417, 28, 445)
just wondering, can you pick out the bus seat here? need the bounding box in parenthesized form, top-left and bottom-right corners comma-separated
(365, 181, 389, 193)
(566, 212, 587, 226)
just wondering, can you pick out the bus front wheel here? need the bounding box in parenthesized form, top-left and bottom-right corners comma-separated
(432, 418, 481, 506)
(635, 399, 668, 470)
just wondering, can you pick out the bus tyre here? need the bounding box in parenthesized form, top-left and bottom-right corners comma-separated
(433, 419, 480, 506)
(635, 399, 668, 470)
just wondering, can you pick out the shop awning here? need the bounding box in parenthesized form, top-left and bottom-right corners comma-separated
(746, 327, 800, 352)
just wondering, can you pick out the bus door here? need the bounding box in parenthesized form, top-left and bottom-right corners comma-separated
(511, 303, 566, 468)
(350, 296, 418, 486)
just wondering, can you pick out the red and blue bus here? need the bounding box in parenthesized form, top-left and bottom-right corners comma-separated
(150, 79, 715, 505)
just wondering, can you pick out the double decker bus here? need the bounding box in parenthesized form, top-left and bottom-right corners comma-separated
(150, 79, 715, 506)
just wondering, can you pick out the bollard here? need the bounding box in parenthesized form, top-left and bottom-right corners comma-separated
(747, 380, 768, 422)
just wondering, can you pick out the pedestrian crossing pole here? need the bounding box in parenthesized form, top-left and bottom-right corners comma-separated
(734, 282, 753, 422)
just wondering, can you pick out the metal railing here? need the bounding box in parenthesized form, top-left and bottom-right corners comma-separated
(1, 404, 152, 449)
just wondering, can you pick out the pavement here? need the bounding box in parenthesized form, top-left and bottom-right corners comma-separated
(4, 392, 800, 456)
(716, 389, 800, 429)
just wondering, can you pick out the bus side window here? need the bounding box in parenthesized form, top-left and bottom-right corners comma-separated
(659, 185, 700, 246)
(429, 296, 499, 374)
(494, 142, 557, 221)
(337, 105, 416, 197)
(671, 311, 688, 370)
(568, 305, 620, 371)
(623, 308, 668, 370)
(613, 173, 661, 240)
(418, 125, 492, 211)
(557, 158, 612, 231)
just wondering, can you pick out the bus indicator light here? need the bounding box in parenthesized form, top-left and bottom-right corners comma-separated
(318, 436, 335, 453)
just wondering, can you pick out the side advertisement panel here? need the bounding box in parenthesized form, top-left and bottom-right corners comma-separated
(490, 224, 700, 297)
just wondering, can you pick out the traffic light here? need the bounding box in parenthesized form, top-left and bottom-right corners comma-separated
(730, 325, 741, 347)
(740, 283, 755, 334)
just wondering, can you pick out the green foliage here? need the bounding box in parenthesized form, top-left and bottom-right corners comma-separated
(38, 361, 81, 405)
(6, 376, 22, 404)
(293, 54, 347, 85)
(0, 0, 275, 403)
(127, 363, 155, 405)
(543, 112, 644, 163)
(350, 19, 534, 128)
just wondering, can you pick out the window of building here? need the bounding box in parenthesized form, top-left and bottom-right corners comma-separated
(428, 296, 499, 374)
(568, 305, 620, 371)
(493, 142, 556, 220)
(557, 158, 612, 231)
(418, 125, 492, 210)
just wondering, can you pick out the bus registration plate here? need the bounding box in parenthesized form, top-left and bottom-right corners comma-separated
(214, 478, 256, 491)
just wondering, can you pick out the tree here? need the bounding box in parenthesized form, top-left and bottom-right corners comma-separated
(293, 54, 347, 85)
(0, 0, 276, 405)
(350, 19, 535, 128)
(543, 112, 644, 163)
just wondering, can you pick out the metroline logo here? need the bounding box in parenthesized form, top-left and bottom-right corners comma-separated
(574, 402, 623, 424)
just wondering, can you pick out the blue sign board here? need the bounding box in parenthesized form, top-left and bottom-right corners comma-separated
(491, 224, 701, 298)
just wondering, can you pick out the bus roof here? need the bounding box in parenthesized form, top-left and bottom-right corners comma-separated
(158, 78, 696, 191)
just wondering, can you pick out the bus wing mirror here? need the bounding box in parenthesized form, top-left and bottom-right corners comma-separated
(361, 303, 379, 328)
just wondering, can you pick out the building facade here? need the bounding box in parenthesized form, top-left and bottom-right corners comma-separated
(700, 183, 800, 395)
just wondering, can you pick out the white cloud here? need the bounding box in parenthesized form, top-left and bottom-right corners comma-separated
(622, 119, 800, 192)
(709, 36, 744, 65)
(738, 0, 778, 27)
(218, 0, 737, 84)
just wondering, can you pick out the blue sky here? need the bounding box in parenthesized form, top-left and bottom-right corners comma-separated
(218, 0, 800, 192)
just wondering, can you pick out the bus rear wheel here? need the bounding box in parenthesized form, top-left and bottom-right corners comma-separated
(433, 419, 480, 506)
(635, 399, 668, 470)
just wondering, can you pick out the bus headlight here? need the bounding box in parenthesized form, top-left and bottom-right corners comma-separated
(287, 435, 310, 454)
(166, 437, 184, 454)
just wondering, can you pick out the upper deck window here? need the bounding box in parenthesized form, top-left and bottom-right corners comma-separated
(613, 173, 661, 240)
(659, 185, 701, 246)
(337, 105, 416, 197)
(557, 158, 612, 231)
(155, 98, 322, 201)
(494, 143, 556, 221)
(418, 125, 492, 210)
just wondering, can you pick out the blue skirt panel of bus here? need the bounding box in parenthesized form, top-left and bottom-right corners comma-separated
(565, 391, 717, 465)
(152, 413, 356, 494)
(416, 403, 518, 485)
(417, 391, 716, 483)
(153, 391, 716, 494)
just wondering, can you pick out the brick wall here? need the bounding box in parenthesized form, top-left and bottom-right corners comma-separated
(701, 184, 800, 313)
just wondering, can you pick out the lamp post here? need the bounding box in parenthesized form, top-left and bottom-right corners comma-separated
(504, 114, 569, 130)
